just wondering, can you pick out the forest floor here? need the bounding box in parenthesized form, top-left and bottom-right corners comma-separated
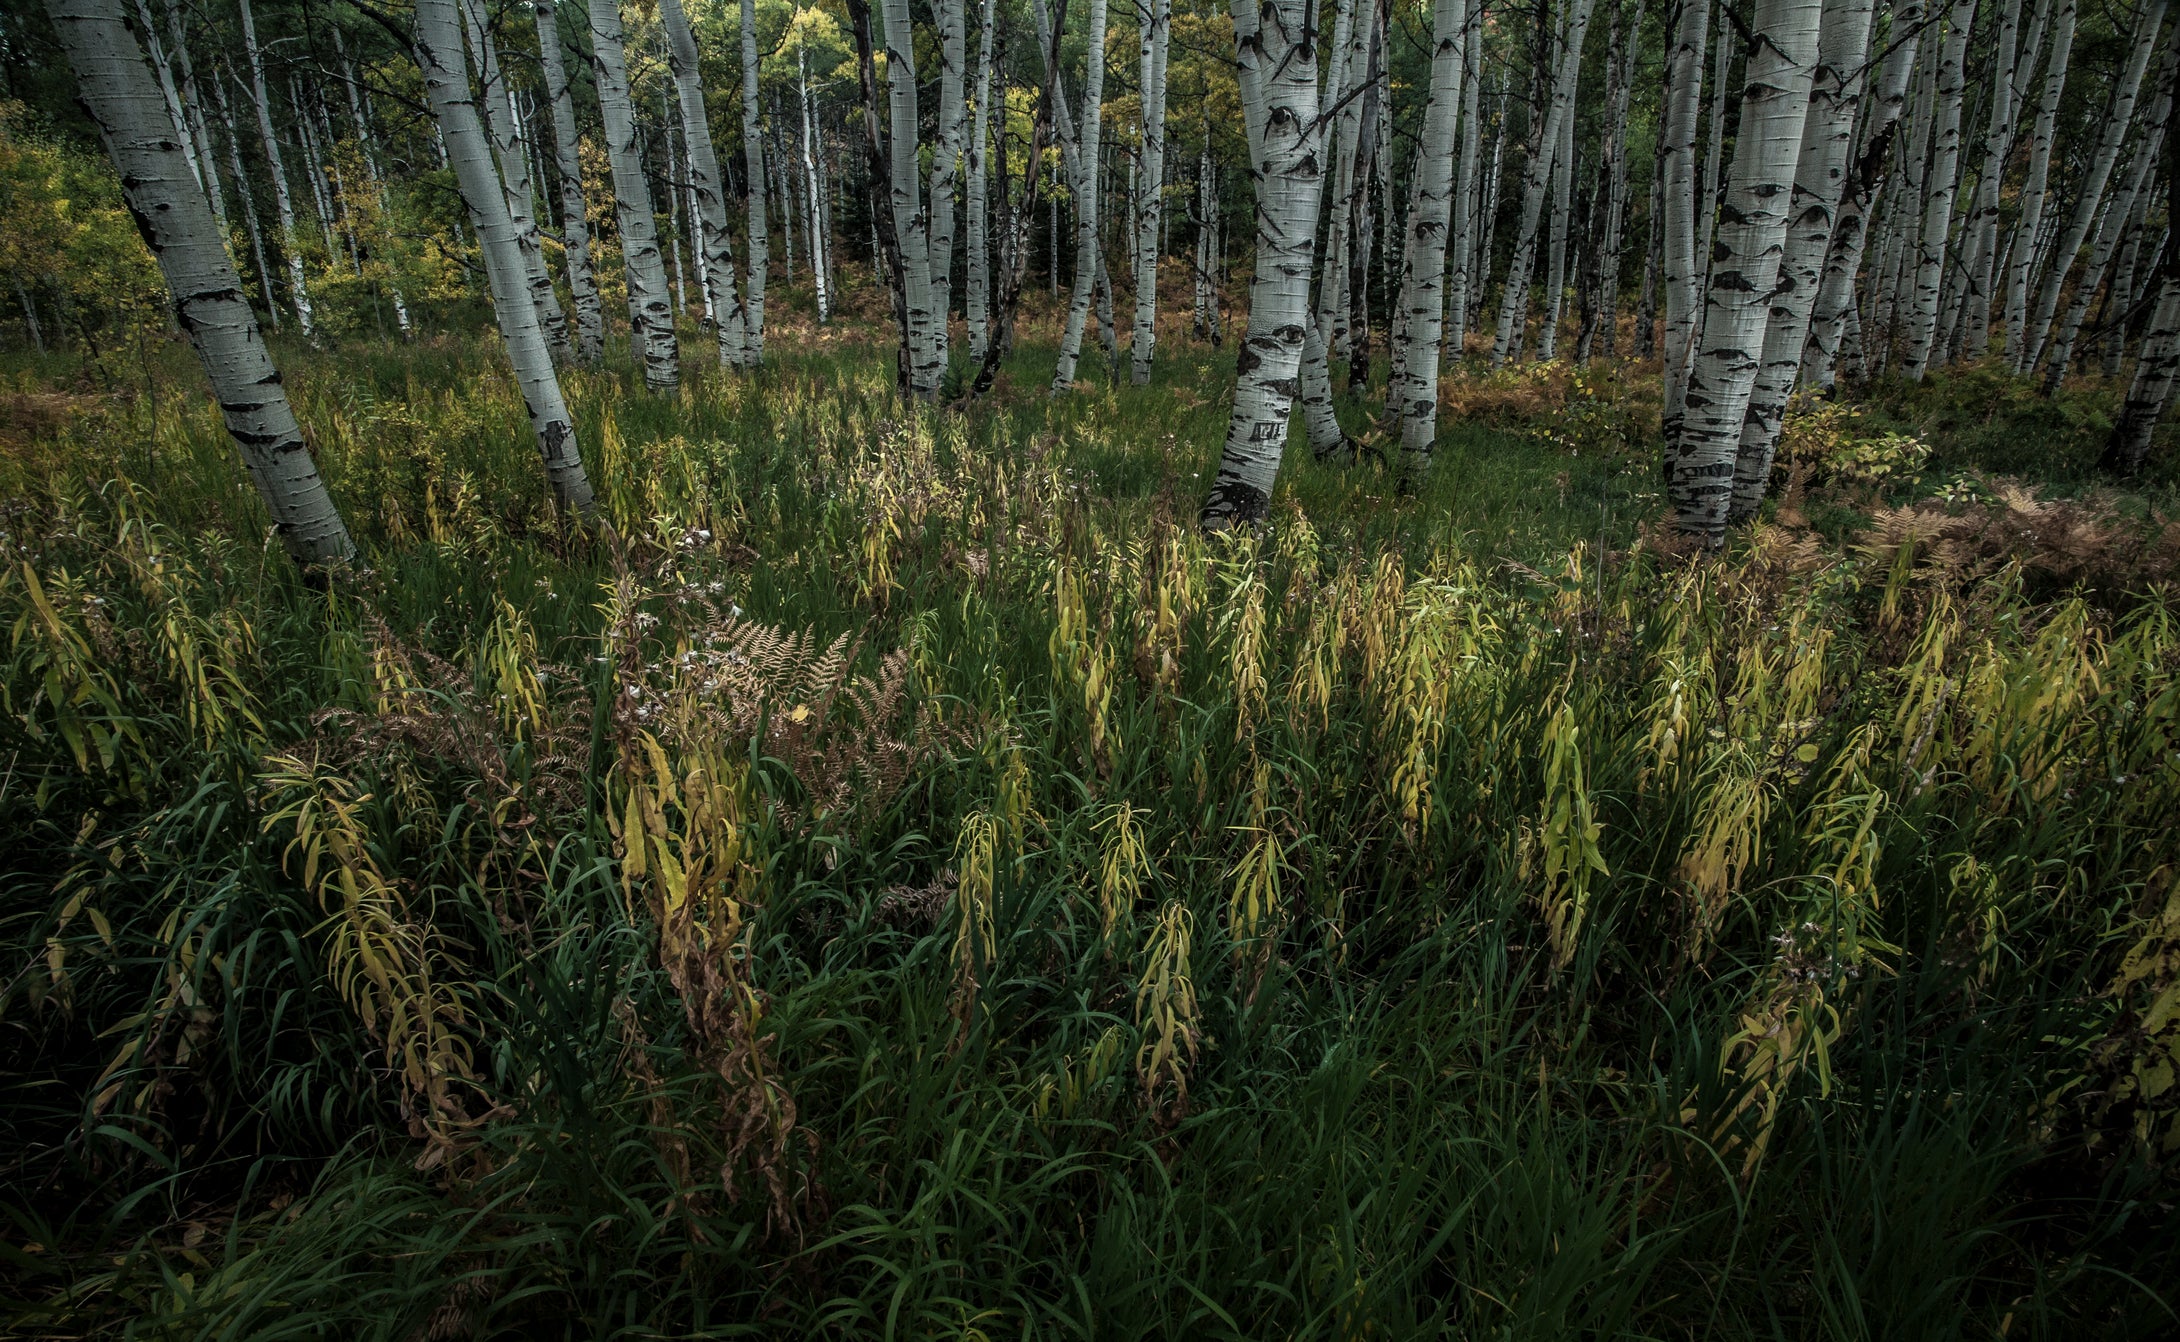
(3, 295, 2180, 1338)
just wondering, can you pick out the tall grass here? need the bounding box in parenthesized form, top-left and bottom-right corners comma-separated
(2, 320, 2176, 1339)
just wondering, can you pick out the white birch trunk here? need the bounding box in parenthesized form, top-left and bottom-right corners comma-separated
(966, 0, 998, 358)
(1129, 0, 1171, 383)
(1584, 0, 1641, 360)
(1660, 0, 1713, 446)
(882, 0, 942, 396)
(210, 61, 280, 322)
(1668, 0, 1822, 545)
(462, 0, 573, 363)
(739, 0, 770, 361)
(1539, 94, 1577, 361)
(1696, 4, 1733, 285)
(588, 0, 678, 390)
(1390, 0, 1472, 468)
(1490, 0, 1597, 368)
(1053, 0, 1110, 389)
(1899, 0, 1973, 379)
(1318, 0, 1366, 356)
(131, 0, 198, 190)
(1729, 0, 1875, 519)
(535, 0, 603, 363)
(2003, 0, 2074, 365)
(1445, 6, 1483, 357)
(660, 0, 751, 369)
(418, 0, 596, 514)
(1798, 0, 1924, 388)
(2102, 272, 2180, 473)
(162, 0, 224, 235)
(802, 50, 833, 325)
(2020, 0, 2165, 373)
(929, 0, 968, 367)
(1957, 0, 2035, 359)
(239, 0, 310, 336)
(1199, 0, 1326, 526)
(49, 0, 353, 565)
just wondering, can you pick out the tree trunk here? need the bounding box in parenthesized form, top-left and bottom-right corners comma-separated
(1199, 0, 1326, 527)
(2102, 270, 2180, 473)
(1130, 0, 1171, 383)
(209, 61, 280, 323)
(1696, 2, 1733, 285)
(1318, 0, 1366, 358)
(162, 0, 225, 236)
(1539, 76, 1577, 362)
(1729, 0, 1875, 520)
(881, 0, 943, 395)
(1052, 0, 1109, 389)
(1491, 0, 1598, 368)
(49, 0, 353, 565)
(2003, 0, 2074, 365)
(587, 0, 678, 389)
(1668, 0, 1822, 545)
(929, 0, 968, 368)
(536, 0, 603, 362)
(660, 0, 751, 369)
(735, 0, 770, 362)
(802, 49, 834, 325)
(1390, 0, 1472, 470)
(462, 0, 573, 363)
(966, 0, 998, 358)
(1900, 0, 1974, 379)
(1445, 4, 1484, 358)
(1660, 0, 1712, 444)
(1582, 0, 1641, 362)
(2020, 0, 2165, 374)
(1956, 0, 2036, 360)
(238, 0, 311, 336)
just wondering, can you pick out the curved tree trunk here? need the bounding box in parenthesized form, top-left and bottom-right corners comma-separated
(535, 0, 603, 363)
(1668, 0, 1822, 546)
(49, 0, 353, 565)
(588, 0, 678, 390)
(1198, 0, 1326, 527)
(419, 0, 596, 515)
(660, 0, 751, 369)
(1729, 0, 1875, 520)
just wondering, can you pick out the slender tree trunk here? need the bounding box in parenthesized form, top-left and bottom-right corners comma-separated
(130, 0, 198, 189)
(966, 0, 998, 358)
(1899, 0, 1973, 379)
(49, 0, 353, 564)
(802, 50, 833, 324)
(1390, 0, 1472, 469)
(1345, 1, 1386, 384)
(1052, 0, 1109, 389)
(238, 0, 311, 336)
(463, 0, 573, 363)
(1957, 0, 2035, 360)
(588, 0, 677, 389)
(1492, 0, 1597, 368)
(929, 0, 968, 368)
(2021, 0, 2165, 373)
(209, 62, 279, 323)
(163, 0, 225, 235)
(2003, 0, 2074, 364)
(1539, 79, 1577, 362)
(417, 0, 596, 514)
(735, 0, 771, 361)
(1199, 0, 1326, 526)
(660, 0, 751, 369)
(1669, 0, 1822, 545)
(1581, 0, 1640, 361)
(2102, 267, 2180, 473)
(535, 0, 602, 362)
(1319, 0, 1366, 357)
(1661, 0, 1713, 446)
(1130, 0, 1171, 383)
(1799, 0, 1924, 388)
(2100, 211, 2158, 377)
(1729, 0, 1875, 518)
(881, 0, 942, 395)
(1446, 4, 1484, 358)
(1696, 2, 1732, 284)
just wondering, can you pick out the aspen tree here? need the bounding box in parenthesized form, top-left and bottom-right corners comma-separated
(588, 0, 678, 390)
(418, 0, 596, 515)
(1539, 79, 1577, 361)
(1389, 0, 1473, 471)
(801, 47, 832, 325)
(47, 0, 354, 566)
(534, 0, 603, 363)
(462, 0, 572, 362)
(2003, 0, 2074, 364)
(1956, 0, 2036, 360)
(739, 0, 770, 359)
(1729, 0, 1875, 520)
(881, 0, 942, 395)
(1669, 0, 1822, 545)
(162, 0, 224, 232)
(1899, 0, 1973, 379)
(1198, 0, 1328, 526)
(1052, 0, 1109, 390)
(1581, 0, 1641, 361)
(659, 0, 751, 368)
(966, 0, 999, 358)
(1445, 3, 1483, 355)
(1491, 0, 1596, 369)
(930, 0, 968, 367)
(1696, 2, 1732, 281)
(209, 58, 281, 322)
(1662, 0, 1717, 425)
(239, 0, 311, 335)
(2103, 268, 2180, 474)
(1129, 0, 1171, 384)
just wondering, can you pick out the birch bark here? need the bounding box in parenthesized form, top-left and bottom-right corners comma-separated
(462, 0, 572, 363)
(209, 60, 280, 322)
(1668, 0, 1822, 545)
(49, 0, 353, 565)
(1390, 0, 1472, 469)
(239, 0, 311, 336)
(1052, 0, 1109, 389)
(740, 0, 771, 361)
(1956, 0, 2034, 359)
(1659, 0, 1712, 447)
(2003, 0, 2074, 364)
(967, 0, 999, 358)
(1491, 0, 1597, 368)
(535, 0, 603, 362)
(1445, 5, 1483, 356)
(930, 0, 968, 367)
(1129, 0, 1171, 383)
(659, 0, 751, 369)
(1899, 0, 1973, 379)
(588, 0, 678, 390)
(881, 0, 942, 395)
(2102, 270, 2180, 474)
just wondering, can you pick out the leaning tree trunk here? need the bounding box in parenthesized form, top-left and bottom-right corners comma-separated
(588, 0, 677, 389)
(1389, 0, 1472, 472)
(48, 0, 353, 565)
(418, 0, 596, 515)
(660, 0, 751, 369)
(1130, 0, 1172, 384)
(1660, 0, 1712, 445)
(1052, 0, 1110, 390)
(210, 61, 280, 322)
(737, 0, 770, 361)
(2003, 0, 2074, 365)
(1900, 0, 1974, 380)
(929, 0, 968, 368)
(2101, 267, 2180, 474)
(1797, 0, 1924, 389)
(881, 0, 943, 396)
(162, 0, 225, 234)
(1728, 0, 1875, 520)
(1491, 0, 1597, 369)
(238, 0, 311, 336)
(462, 0, 572, 363)
(2020, 0, 2165, 374)
(966, 0, 999, 359)
(536, 0, 603, 362)
(1198, 0, 1327, 527)
(1668, 0, 1822, 546)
